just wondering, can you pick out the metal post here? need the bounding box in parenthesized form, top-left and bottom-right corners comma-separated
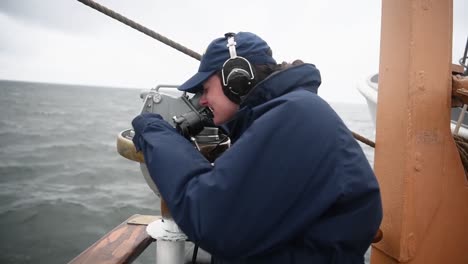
(147, 218, 187, 264)
(372, 0, 468, 263)
(141, 164, 187, 264)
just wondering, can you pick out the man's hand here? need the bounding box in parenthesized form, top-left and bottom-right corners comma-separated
(131, 113, 165, 151)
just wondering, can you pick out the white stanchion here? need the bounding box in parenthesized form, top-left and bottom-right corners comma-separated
(147, 218, 188, 264)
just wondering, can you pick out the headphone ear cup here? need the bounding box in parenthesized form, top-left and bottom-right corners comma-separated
(221, 57, 256, 102)
(222, 81, 242, 104)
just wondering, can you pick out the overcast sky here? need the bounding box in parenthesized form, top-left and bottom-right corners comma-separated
(0, 0, 466, 103)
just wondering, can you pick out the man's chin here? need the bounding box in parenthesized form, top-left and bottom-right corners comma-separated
(213, 117, 224, 126)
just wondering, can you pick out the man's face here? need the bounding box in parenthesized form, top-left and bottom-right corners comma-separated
(200, 74, 239, 125)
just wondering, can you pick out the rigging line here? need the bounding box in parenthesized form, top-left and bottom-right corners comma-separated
(352, 131, 375, 148)
(461, 36, 468, 75)
(76, 0, 202, 61)
(76, 0, 376, 149)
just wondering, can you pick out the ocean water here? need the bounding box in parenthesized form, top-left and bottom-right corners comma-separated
(0, 80, 376, 264)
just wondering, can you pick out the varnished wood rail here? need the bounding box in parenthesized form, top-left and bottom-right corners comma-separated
(68, 213, 382, 264)
(69, 214, 159, 264)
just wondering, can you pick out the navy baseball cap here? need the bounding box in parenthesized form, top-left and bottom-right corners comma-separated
(178, 32, 277, 93)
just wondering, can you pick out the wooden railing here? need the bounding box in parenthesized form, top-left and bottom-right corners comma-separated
(69, 215, 159, 264)
(69, 214, 383, 264)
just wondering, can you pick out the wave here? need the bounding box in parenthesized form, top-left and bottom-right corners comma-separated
(0, 163, 67, 182)
(0, 139, 117, 155)
(0, 197, 159, 264)
(0, 130, 55, 138)
(0, 181, 158, 214)
(31, 110, 68, 116)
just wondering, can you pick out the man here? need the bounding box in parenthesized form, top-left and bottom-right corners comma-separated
(132, 32, 382, 263)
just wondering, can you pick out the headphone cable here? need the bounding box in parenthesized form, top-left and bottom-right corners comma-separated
(191, 243, 199, 263)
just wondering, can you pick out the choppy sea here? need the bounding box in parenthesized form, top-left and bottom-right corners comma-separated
(0, 80, 376, 264)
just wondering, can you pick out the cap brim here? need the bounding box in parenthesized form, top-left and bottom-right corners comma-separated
(178, 71, 215, 93)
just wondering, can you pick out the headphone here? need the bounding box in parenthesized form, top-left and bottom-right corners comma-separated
(221, 33, 256, 104)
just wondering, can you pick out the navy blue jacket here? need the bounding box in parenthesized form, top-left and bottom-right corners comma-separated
(132, 64, 382, 263)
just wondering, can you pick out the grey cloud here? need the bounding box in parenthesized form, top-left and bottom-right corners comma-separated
(0, 0, 118, 35)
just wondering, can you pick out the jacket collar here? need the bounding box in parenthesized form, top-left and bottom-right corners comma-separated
(241, 63, 321, 108)
(222, 63, 322, 141)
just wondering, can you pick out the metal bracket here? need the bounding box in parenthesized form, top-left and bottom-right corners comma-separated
(146, 218, 187, 241)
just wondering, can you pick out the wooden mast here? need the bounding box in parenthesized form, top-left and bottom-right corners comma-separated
(371, 0, 468, 263)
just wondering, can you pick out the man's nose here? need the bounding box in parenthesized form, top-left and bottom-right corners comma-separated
(199, 94, 208, 106)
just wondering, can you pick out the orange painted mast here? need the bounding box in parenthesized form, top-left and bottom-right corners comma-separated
(371, 0, 468, 263)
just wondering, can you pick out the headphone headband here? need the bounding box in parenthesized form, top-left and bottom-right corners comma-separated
(225, 33, 237, 58)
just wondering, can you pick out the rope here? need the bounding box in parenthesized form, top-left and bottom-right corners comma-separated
(453, 134, 468, 174)
(352, 132, 375, 148)
(76, 0, 202, 61)
(454, 104, 468, 134)
(76, 0, 376, 149)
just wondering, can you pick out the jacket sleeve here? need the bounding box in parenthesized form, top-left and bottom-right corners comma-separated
(132, 96, 379, 258)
